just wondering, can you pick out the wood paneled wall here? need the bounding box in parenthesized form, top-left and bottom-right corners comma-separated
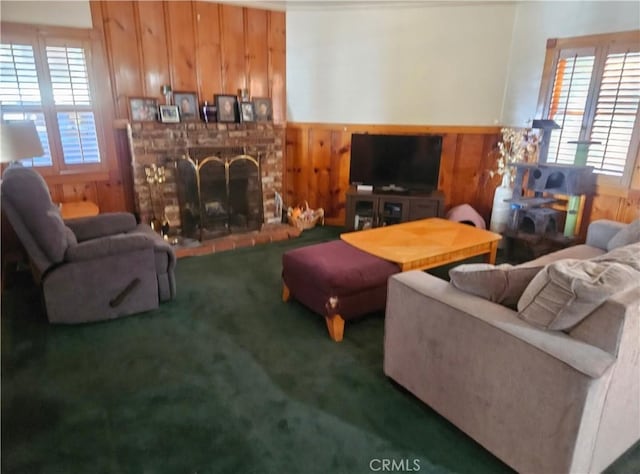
(285, 123, 502, 225)
(91, 1, 286, 123)
(90, 0, 286, 212)
(286, 123, 640, 228)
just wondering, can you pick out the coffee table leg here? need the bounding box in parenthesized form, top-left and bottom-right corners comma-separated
(282, 283, 291, 302)
(486, 241, 499, 265)
(325, 314, 345, 342)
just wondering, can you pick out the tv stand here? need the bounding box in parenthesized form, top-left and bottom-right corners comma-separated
(345, 186, 445, 231)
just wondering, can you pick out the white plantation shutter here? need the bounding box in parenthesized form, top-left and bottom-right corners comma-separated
(0, 44, 41, 106)
(546, 51, 596, 165)
(542, 34, 640, 184)
(46, 45, 100, 165)
(0, 35, 102, 170)
(0, 43, 52, 166)
(587, 51, 640, 176)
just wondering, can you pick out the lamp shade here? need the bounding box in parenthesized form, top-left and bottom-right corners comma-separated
(1, 120, 44, 164)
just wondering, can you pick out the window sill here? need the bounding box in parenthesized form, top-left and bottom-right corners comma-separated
(44, 170, 110, 185)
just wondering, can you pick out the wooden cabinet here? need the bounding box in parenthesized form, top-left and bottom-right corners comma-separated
(345, 188, 445, 231)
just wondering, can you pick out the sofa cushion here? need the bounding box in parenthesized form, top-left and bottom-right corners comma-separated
(449, 263, 543, 308)
(606, 219, 640, 251)
(518, 258, 640, 331)
(523, 244, 606, 268)
(593, 241, 640, 270)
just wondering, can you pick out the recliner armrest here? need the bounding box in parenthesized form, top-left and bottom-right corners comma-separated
(65, 212, 137, 242)
(65, 233, 154, 262)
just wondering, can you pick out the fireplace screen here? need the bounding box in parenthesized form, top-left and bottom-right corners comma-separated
(175, 151, 263, 240)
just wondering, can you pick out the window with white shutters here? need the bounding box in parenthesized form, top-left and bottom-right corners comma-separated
(0, 43, 52, 166)
(539, 31, 640, 187)
(0, 33, 102, 171)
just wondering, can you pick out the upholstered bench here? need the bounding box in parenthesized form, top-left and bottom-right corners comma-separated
(282, 240, 399, 341)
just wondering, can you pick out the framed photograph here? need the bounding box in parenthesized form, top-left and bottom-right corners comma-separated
(214, 94, 239, 123)
(174, 91, 199, 121)
(129, 97, 158, 122)
(239, 101, 255, 123)
(159, 105, 180, 123)
(253, 97, 273, 122)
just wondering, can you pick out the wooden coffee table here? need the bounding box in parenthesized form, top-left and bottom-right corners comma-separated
(340, 218, 502, 271)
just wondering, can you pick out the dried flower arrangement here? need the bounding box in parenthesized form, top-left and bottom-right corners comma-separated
(490, 128, 540, 181)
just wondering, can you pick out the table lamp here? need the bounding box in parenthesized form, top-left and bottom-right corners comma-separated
(1, 120, 44, 168)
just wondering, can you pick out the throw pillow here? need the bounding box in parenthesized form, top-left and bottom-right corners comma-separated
(517, 258, 640, 331)
(449, 263, 543, 308)
(606, 218, 640, 251)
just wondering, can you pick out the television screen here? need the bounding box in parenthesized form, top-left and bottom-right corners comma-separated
(349, 133, 442, 192)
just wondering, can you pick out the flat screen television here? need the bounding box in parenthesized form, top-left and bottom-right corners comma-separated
(349, 133, 442, 192)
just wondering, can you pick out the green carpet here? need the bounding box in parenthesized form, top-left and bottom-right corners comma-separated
(2, 226, 638, 473)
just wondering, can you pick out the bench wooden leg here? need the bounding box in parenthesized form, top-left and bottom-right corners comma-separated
(325, 314, 345, 342)
(282, 283, 291, 302)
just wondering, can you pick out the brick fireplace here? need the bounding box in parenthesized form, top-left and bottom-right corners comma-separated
(127, 122, 285, 241)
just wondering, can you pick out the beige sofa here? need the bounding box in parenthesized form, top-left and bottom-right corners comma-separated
(383, 219, 640, 474)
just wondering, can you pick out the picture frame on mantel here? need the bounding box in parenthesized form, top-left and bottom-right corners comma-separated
(240, 101, 255, 123)
(159, 105, 180, 123)
(129, 97, 158, 122)
(174, 91, 199, 122)
(214, 94, 239, 123)
(253, 97, 272, 122)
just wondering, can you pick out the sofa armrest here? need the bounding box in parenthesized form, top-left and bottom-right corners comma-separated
(65, 233, 154, 262)
(585, 219, 626, 250)
(388, 271, 616, 378)
(65, 212, 137, 242)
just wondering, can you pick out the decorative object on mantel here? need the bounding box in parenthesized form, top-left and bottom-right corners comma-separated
(287, 201, 324, 231)
(161, 84, 172, 105)
(238, 88, 250, 103)
(201, 101, 216, 123)
(489, 128, 539, 235)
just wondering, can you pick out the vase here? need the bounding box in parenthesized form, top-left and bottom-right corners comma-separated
(489, 172, 513, 235)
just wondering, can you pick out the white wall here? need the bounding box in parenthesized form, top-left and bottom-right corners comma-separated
(502, 1, 640, 127)
(286, 3, 516, 125)
(0, 1, 92, 28)
(3, 1, 637, 128)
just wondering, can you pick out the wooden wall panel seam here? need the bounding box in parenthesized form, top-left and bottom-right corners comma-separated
(192, 0, 202, 101)
(163, 1, 175, 89)
(132, 2, 146, 96)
